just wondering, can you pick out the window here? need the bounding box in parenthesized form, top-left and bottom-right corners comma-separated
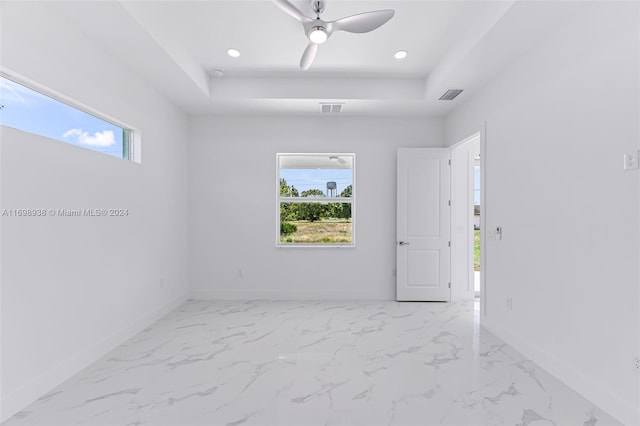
(277, 153, 355, 247)
(0, 75, 132, 160)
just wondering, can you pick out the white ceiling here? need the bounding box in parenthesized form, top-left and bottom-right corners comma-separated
(45, 0, 585, 117)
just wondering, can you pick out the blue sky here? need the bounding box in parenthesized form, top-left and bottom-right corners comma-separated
(0, 77, 125, 159)
(280, 168, 352, 196)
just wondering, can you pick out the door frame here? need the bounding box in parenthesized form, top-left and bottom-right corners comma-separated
(449, 125, 487, 317)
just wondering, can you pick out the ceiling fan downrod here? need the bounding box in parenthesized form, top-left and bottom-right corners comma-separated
(311, 1, 325, 16)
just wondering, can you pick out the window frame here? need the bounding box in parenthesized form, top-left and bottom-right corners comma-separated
(0, 71, 138, 162)
(276, 152, 356, 248)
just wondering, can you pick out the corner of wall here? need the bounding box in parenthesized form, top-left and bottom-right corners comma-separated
(0, 294, 187, 423)
(481, 317, 638, 426)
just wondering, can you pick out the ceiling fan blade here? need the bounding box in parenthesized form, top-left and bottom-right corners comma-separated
(271, 0, 313, 23)
(300, 42, 318, 70)
(331, 9, 395, 34)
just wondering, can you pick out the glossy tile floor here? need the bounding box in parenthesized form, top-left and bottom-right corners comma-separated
(4, 299, 620, 426)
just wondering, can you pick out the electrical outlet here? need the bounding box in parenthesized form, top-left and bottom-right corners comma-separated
(634, 356, 640, 373)
(237, 269, 243, 278)
(505, 297, 513, 311)
(623, 152, 639, 170)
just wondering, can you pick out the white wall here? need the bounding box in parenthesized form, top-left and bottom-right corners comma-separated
(189, 116, 444, 300)
(445, 2, 639, 424)
(0, 2, 189, 421)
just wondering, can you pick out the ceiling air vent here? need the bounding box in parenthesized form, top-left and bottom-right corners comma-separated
(320, 103, 344, 113)
(439, 89, 463, 101)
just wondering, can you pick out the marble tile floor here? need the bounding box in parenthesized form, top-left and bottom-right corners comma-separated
(3, 299, 620, 426)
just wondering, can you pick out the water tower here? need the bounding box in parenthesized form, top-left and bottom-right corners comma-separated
(326, 181, 337, 197)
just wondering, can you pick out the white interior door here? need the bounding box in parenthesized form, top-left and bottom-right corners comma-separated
(396, 148, 451, 301)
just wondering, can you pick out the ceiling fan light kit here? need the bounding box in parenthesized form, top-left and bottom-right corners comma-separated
(271, 0, 395, 70)
(308, 27, 328, 44)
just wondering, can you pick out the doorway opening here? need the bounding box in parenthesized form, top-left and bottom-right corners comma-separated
(450, 133, 480, 301)
(474, 156, 481, 298)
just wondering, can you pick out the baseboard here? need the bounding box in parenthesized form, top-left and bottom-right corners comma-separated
(189, 288, 392, 301)
(481, 316, 639, 426)
(0, 294, 188, 423)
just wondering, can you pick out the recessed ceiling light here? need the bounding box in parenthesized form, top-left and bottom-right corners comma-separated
(394, 50, 408, 60)
(227, 48, 240, 58)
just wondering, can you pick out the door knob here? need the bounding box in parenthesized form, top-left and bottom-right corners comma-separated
(399, 241, 410, 246)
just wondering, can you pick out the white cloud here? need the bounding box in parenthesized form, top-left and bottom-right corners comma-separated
(1, 79, 43, 106)
(62, 129, 81, 138)
(62, 128, 116, 147)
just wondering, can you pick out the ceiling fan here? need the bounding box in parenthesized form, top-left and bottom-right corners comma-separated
(271, 0, 395, 71)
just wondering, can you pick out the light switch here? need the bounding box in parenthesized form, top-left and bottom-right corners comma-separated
(487, 227, 502, 240)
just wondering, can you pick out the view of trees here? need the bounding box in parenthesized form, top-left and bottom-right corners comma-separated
(280, 179, 352, 235)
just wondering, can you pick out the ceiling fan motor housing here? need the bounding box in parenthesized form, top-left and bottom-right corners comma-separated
(271, 0, 395, 70)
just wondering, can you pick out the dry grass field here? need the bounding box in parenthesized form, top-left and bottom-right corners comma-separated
(280, 220, 352, 244)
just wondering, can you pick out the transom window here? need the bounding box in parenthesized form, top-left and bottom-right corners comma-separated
(0, 75, 133, 160)
(277, 153, 355, 247)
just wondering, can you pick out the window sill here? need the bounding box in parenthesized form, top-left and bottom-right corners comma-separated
(276, 243, 355, 249)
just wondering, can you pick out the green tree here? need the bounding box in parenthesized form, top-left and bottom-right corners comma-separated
(298, 189, 326, 221)
(324, 185, 353, 220)
(325, 202, 339, 218)
(280, 178, 299, 197)
(301, 189, 324, 197)
(334, 185, 353, 219)
(280, 179, 300, 221)
(340, 185, 352, 198)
